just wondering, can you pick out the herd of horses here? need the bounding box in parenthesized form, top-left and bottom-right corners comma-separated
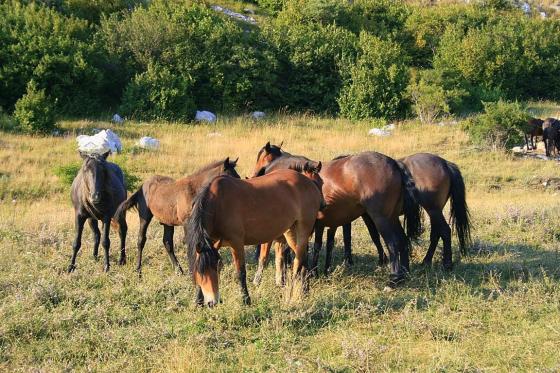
(524, 117, 560, 156)
(69, 142, 471, 307)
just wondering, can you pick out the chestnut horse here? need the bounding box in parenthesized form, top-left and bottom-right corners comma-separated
(326, 153, 471, 272)
(69, 151, 127, 273)
(186, 166, 324, 307)
(114, 158, 240, 275)
(253, 143, 422, 285)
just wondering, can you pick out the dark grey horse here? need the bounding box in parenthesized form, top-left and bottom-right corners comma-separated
(68, 151, 127, 273)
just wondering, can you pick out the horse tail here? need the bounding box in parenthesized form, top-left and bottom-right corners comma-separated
(445, 160, 472, 255)
(186, 183, 218, 279)
(114, 188, 140, 224)
(396, 160, 423, 244)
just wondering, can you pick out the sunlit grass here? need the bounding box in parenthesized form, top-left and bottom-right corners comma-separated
(1, 114, 560, 371)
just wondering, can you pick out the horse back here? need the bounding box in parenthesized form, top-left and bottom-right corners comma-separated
(401, 153, 451, 210)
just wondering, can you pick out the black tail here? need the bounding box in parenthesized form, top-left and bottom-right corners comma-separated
(114, 189, 140, 222)
(396, 161, 423, 245)
(186, 183, 219, 279)
(445, 161, 472, 255)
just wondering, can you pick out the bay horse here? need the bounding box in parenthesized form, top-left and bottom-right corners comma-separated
(253, 143, 422, 286)
(326, 153, 471, 272)
(68, 151, 127, 273)
(114, 158, 240, 275)
(186, 165, 324, 307)
(524, 118, 544, 151)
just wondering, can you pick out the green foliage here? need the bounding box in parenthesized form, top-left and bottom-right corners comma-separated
(257, 0, 284, 14)
(119, 64, 196, 122)
(338, 33, 409, 120)
(54, 160, 140, 191)
(13, 81, 56, 134)
(265, 22, 357, 113)
(0, 107, 18, 132)
(463, 100, 531, 149)
(0, 1, 108, 115)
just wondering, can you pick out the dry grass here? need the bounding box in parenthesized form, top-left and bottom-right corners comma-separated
(1, 112, 560, 372)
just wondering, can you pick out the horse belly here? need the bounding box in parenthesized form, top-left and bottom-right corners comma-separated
(319, 198, 364, 227)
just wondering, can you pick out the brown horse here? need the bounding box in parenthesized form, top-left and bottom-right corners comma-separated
(326, 153, 471, 272)
(253, 143, 422, 285)
(186, 165, 324, 307)
(114, 158, 240, 275)
(543, 118, 560, 157)
(524, 118, 544, 151)
(69, 151, 127, 273)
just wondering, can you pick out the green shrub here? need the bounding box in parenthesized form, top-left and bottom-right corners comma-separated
(13, 81, 56, 134)
(0, 107, 18, 132)
(338, 33, 409, 120)
(257, 0, 284, 14)
(54, 161, 140, 192)
(119, 64, 196, 122)
(462, 100, 531, 150)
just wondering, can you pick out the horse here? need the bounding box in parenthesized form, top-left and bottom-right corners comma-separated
(68, 151, 127, 273)
(186, 165, 324, 307)
(542, 118, 560, 157)
(524, 118, 544, 151)
(114, 158, 240, 275)
(326, 153, 471, 272)
(253, 143, 422, 286)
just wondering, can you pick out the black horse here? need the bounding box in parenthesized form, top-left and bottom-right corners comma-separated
(542, 118, 560, 157)
(68, 151, 127, 273)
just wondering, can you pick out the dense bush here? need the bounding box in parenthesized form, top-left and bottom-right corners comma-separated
(462, 100, 531, 149)
(119, 64, 196, 121)
(0, 1, 108, 115)
(338, 33, 409, 120)
(13, 81, 56, 134)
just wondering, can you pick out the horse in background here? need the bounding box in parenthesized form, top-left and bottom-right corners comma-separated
(68, 151, 127, 273)
(542, 118, 560, 157)
(524, 118, 544, 151)
(186, 165, 324, 307)
(114, 158, 240, 275)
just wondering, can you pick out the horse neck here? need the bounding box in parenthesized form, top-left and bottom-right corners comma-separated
(181, 166, 222, 197)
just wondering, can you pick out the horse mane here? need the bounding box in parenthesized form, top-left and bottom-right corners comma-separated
(332, 154, 350, 161)
(190, 159, 228, 177)
(265, 155, 317, 174)
(256, 144, 284, 161)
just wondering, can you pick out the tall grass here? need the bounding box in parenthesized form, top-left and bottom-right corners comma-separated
(0, 115, 559, 371)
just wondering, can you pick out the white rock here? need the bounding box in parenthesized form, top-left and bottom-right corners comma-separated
(77, 129, 122, 155)
(195, 110, 217, 123)
(368, 128, 391, 137)
(112, 114, 124, 124)
(210, 5, 256, 24)
(137, 136, 160, 150)
(251, 111, 266, 120)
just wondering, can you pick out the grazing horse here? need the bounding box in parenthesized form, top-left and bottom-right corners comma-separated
(114, 158, 240, 275)
(186, 166, 324, 307)
(524, 118, 544, 151)
(68, 152, 127, 273)
(542, 118, 560, 157)
(253, 143, 422, 285)
(328, 153, 471, 272)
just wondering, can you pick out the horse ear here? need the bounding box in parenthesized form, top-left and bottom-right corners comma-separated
(224, 157, 230, 169)
(316, 161, 322, 173)
(279, 141, 284, 149)
(232, 157, 239, 166)
(102, 151, 110, 160)
(264, 141, 271, 153)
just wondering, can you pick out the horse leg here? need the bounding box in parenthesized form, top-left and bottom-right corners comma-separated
(136, 212, 152, 276)
(253, 241, 272, 285)
(101, 217, 111, 272)
(274, 241, 286, 286)
(253, 244, 261, 263)
(231, 243, 251, 305)
(362, 214, 387, 266)
(324, 227, 336, 276)
(163, 224, 183, 275)
(310, 224, 325, 277)
(68, 214, 87, 273)
(292, 224, 312, 293)
(342, 223, 353, 266)
(88, 218, 100, 261)
(438, 213, 453, 270)
(117, 214, 127, 266)
(371, 214, 408, 286)
(421, 215, 440, 268)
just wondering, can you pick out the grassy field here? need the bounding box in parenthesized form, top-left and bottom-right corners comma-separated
(1, 110, 560, 372)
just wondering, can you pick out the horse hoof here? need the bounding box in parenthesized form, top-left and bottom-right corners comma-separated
(443, 262, 453, 271)
(104, 266, 110, 272)
(343, 258, 353, 267)
(119, 258, 126, 266)
(253, 274, 262, 286)
(243, 296, 251, 305)
(67, 265, 76, 273)
(93, 255, 99, 262)
(176, 266, 184, 275)
(421, 259, 433, 267)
